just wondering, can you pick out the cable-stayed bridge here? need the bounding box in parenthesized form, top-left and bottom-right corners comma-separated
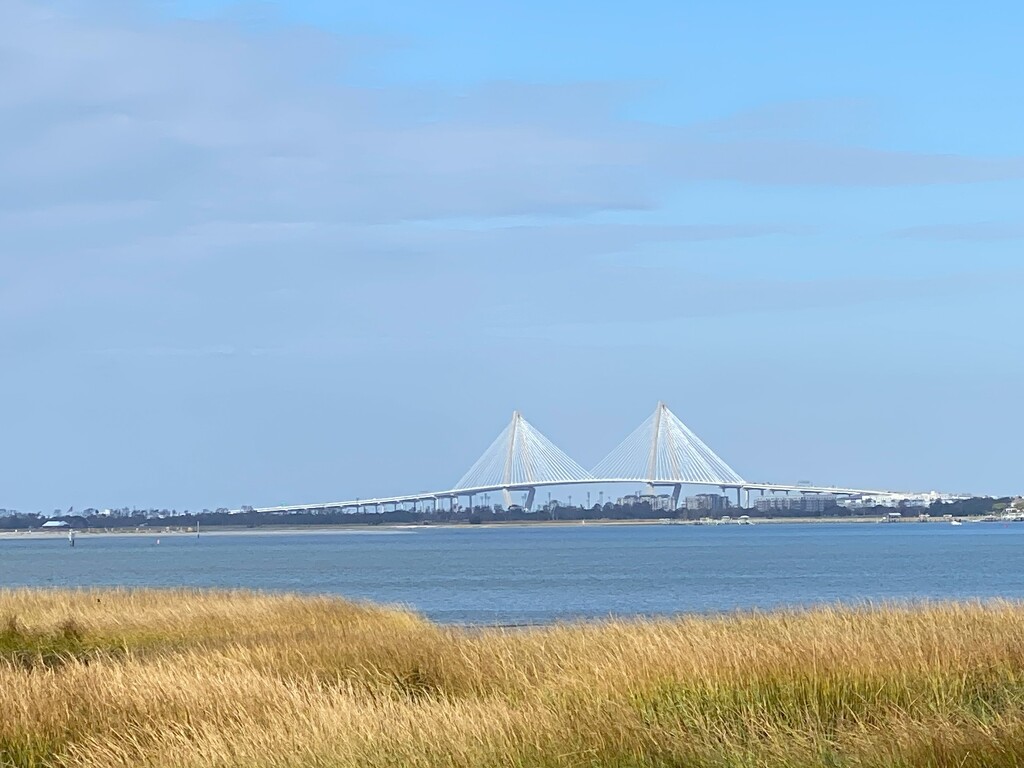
(253, 402, 897, 514)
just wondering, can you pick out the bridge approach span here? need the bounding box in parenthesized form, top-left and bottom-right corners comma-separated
(251, 479, 898, 515)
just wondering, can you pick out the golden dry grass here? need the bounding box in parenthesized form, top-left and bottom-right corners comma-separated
(3, 589, 1024, 767)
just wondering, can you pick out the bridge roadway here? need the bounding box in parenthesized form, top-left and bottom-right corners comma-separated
(248, 478, 897, 515)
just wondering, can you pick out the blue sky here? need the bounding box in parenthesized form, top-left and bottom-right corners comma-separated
(2, 0, 1022, 511)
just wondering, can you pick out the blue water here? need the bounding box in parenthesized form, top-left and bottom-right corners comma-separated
(2, 523, 1023, 624)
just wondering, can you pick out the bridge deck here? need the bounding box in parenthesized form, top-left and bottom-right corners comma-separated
(245, 403, 903, 515)
(250, 479, 898, 514)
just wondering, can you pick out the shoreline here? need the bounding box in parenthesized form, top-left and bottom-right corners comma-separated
(0, 514, 987, 539)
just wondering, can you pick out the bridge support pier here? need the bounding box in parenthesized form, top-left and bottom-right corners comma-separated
(525, 487, 537, 512)
(671, 484, 682, 510)
(502, 488, 513, 509)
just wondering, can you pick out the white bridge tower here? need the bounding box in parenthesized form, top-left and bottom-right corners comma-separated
(453, 411, 593, 511)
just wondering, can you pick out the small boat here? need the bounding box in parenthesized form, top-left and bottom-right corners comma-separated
(950, 519, 963, 526)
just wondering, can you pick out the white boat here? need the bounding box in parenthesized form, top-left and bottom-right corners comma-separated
(950, 519, 963, 526)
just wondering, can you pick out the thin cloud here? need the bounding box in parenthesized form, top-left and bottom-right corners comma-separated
(663, 140, 1024, 186)
(4, 1, 1024, 233)
(890, 221, 1024, 241)
(4, 0, 1024, 326)
(488, 268, 1024, 344)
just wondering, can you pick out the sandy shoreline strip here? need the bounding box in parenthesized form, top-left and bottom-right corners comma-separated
(0, 515, 978, 539)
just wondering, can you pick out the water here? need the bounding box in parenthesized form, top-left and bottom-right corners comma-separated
(2, 523, 1023, 624)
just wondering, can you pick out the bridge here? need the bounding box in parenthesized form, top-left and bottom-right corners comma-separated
(252, 402, 898, 514)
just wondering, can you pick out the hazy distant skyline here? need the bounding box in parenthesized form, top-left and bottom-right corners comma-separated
(2, 1, 1022, 510)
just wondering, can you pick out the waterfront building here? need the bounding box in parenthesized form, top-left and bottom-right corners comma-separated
(615, 493, 676, 511)
(684, 494, 730, 512)
(754, 494, 838, 513)
(837, 491, 976, 509)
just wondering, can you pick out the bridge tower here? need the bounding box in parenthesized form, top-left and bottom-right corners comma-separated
(453, 410, 593, 511)
(592, 401, 746, 509)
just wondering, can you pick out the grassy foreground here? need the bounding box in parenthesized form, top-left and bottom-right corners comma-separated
(3, 592, 1024, 768)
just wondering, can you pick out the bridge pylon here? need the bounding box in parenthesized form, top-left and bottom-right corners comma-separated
(592, 401, 745, 498)
(454, 410, 593, 510)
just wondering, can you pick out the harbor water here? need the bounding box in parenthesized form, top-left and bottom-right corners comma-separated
(2, 522, 1023, 624)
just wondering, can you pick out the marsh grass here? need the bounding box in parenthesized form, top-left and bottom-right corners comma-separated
(2, 589, 1024, 767)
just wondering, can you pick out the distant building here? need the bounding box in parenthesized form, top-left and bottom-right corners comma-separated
(802, 494, 837, 513)
(684, 494, 730, 511)
(837, 491, 975, 509)
(615, 493, 675, 511)
(755, 494, 837, 513)
(755, 497, 785, 512)
(647, 494, 676, 512)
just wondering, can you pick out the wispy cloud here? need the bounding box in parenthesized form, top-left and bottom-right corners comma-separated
(890, 221, 1024, 241)
(3, 0, 1024, 327)
(91, 345, 241, 358)
(4, 1, 1024, 229)
(486, 268, 1024, 347)
(664, 141, 1024, 186)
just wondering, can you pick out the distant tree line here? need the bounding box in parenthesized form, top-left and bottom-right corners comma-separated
(0, 497, 1015, 531)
